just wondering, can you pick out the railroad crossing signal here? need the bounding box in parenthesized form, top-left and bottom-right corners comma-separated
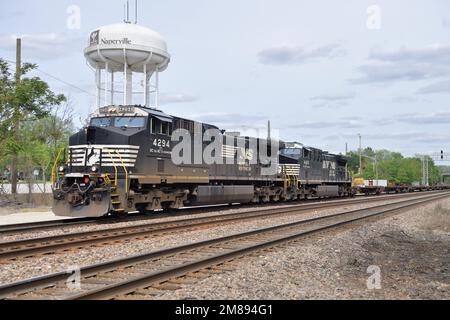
(442, 150, 444, 160)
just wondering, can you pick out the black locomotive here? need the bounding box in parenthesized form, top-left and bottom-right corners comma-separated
(52, 105, 352, 217)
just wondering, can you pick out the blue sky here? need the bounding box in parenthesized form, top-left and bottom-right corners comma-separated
(0, 0, 449, 157)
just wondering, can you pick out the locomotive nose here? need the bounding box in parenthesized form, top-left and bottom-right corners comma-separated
(70, 126, 130, 146)
(86, 126, 97, 144)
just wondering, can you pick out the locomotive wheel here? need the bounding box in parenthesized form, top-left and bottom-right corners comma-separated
(161, 202, 174, 212)
(136, 204, 150, 215)
(111, 210, 127, 219)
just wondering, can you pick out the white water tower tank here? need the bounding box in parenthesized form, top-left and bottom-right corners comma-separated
(84, 23, 170, 107)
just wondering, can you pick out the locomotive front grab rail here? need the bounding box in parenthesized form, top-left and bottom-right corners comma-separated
(115, 150, 129, 194)
(104, 148, 118, 189)
(51, 148, 65, 186)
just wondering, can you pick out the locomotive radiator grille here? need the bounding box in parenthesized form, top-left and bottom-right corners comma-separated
(68, 145, 140, 168)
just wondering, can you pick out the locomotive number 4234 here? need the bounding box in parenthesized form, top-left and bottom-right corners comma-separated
(153, 138, 170, 148)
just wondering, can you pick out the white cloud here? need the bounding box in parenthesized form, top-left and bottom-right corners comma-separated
(0, 33, 82, 60)
(190, 112, 267, 124)
(417, 79, 450, 94)
(392, 96, 417, 103)
(351, 44, 450, 84)
(257, 43, 346, 65)
(289, 119, 362, 129)
(311, 93, 355, 101)
(310, 93, 355, 108)
(0, 10, 24, 20)
(396, 111, 450, 125)
(159, 93, 198, 105)
(443, 17, 450, 29)
(369, 44, 450, 64)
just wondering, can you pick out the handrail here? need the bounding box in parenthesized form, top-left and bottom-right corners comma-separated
(115, 150, 129, 194)
(104, 148, 118, 189)
(51, 148, 65, 186)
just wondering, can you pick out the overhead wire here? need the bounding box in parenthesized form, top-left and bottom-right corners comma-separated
(2, 58, 95, 97)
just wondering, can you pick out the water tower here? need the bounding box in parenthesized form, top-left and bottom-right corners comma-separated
(84, 21, 170, 108)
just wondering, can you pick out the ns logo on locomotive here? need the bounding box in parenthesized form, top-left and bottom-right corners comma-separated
(51, 22, 352, 218)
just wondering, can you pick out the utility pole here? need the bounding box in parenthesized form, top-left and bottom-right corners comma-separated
(421, 156, 424, 185)
(375, 155, 378, 180)
(11, 38, 21, 194)
(358, 133, 362, 175)
(344, 142, 348, 180)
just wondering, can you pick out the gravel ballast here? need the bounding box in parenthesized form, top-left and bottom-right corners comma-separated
(0, 195, 448, 300)
(0, 197, 426, 284)
(151, 198, 450, 300)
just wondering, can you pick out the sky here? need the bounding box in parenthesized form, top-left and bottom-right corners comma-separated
(0, 0, 449, 158)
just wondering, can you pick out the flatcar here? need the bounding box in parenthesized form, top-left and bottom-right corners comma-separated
(52, 105, 352, 217)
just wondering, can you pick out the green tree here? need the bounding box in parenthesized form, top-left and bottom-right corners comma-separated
(347, 147, 442, 186)
(0, 58, 66, 193)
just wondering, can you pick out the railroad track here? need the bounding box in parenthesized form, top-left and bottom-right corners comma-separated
(0, 204, 236, 234)
(0, 191, 448, 300)
(0, 191, 446, 261)
(0, 190, 444, 235)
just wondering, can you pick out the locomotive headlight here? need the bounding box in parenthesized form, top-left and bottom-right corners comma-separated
(91, 165, 99, 173)
(58, 166, 66, 173)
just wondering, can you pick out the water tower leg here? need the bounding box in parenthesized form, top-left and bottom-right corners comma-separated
(126, 69, 132, 105)
(144, 64, 148, 107)
(123, 49, 132, 106)
(104, 63, 109, 106)
(96, 67, 101, 108)
(155, 68, 159, 108)
(145, 73, 151, 107)
(110, 71, 114, 105)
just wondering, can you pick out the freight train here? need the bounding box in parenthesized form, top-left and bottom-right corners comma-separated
(51, 105, 352, 217)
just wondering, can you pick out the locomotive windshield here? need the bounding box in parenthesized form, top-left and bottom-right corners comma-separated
(114, 117, 146, 128)
(90, 117, 111, 127)
(90, 116, 146, 128)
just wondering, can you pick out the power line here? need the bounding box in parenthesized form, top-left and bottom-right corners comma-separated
(2, 58, 95, 97)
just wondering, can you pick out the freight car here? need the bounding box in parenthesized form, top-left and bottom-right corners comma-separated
(51, 105, 352, 217)
(352, 179, 447, 195)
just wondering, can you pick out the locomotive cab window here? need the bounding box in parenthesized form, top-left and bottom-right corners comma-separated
(150, 117, 172, 136)
(281, 148, 301, 156)
(303, 148, 311, 159)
